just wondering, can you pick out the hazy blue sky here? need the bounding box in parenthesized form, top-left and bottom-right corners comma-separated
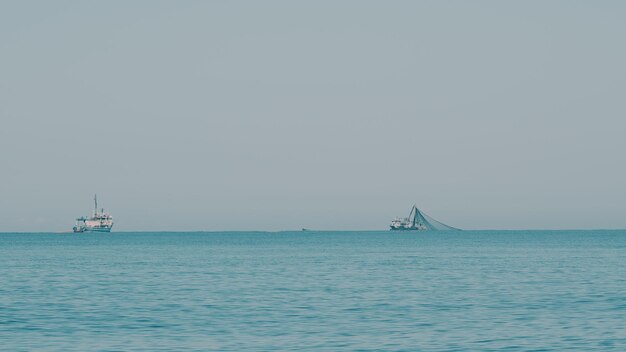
(1, 1, 625, 231)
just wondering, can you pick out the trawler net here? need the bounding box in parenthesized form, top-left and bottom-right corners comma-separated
(415, 208, 460, 231)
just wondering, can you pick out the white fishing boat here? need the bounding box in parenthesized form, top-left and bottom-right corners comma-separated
(390, 205, 459, 231)
(73, 195, 114, 233)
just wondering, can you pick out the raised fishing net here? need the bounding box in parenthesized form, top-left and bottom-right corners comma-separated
(413, 207, 460, 231)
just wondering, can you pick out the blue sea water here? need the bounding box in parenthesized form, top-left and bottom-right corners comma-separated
(1, 230, 626, 351)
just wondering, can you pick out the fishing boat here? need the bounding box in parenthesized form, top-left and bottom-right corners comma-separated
(390, 205, 459, 231)
(73, 195, 114, 233)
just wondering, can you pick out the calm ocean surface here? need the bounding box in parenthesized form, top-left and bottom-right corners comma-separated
(1, 230, 626, 351)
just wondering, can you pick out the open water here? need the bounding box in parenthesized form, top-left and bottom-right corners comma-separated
(1, 230, 626, 351)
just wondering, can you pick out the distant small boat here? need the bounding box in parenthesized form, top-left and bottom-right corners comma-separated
(301, 228, 310, 232)
(390, 205, 459, 231)
(73, 195, 114, 233)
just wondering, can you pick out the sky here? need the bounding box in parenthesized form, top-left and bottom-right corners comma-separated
(1, 1, 625, 231)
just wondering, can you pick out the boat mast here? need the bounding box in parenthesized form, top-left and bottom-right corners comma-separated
(411, 205, 417, 228)
(94, 194, 98, 216)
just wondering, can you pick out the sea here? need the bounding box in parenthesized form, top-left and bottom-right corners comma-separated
(1, 230, 625, 351)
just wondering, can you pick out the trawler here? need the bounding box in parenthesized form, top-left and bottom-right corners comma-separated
(390, 205, 459, 231)
(73, 195, 114, 233)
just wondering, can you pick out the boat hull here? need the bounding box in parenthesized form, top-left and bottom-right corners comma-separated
(73, 225, 113, 233)
(84, 226, 113, 232)
(390, 226, 427, 231)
